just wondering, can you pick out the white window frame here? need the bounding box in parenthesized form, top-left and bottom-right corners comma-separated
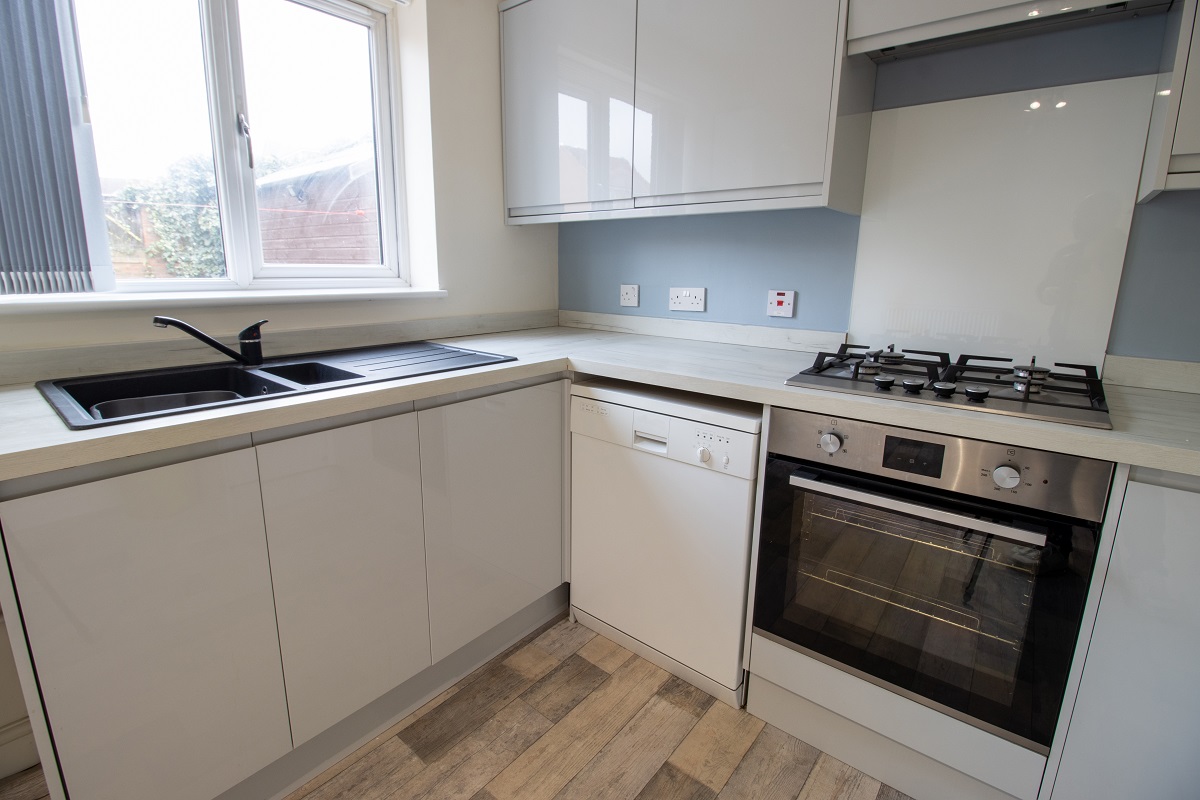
(68, 0, 412, 294)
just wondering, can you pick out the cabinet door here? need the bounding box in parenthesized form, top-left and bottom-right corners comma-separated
(502, 0, 637, 211)
(1172, 12, 1200, 157)
(419, 382, 564, 662)
(1049, 481, 1200, 799)
(257, 415, 430, 746)
(0, 451, 291, 800)
(634, 0, 839, 201)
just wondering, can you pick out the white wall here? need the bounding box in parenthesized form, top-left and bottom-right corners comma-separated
(0, 0, 557, 355)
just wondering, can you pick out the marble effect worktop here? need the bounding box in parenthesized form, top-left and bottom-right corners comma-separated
(1, 326, 1198, 484)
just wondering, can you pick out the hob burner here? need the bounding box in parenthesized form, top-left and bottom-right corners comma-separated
(785, 344, 1110, 429)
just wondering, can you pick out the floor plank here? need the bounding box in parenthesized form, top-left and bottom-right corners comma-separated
(555, 687, 705, 799)
(386, 699, 553, 800)
(795, 753, 883, 800)
(717, 724, 820, 800)
(304, 737, 423, 800)
(663, 701, 766, 793)
(0, 767, 48, 800)
(520, 653, 610, 723)
(634, 762, 718, 800)
(875, 786, 917, 800)
(479, 656, 669, 800)
(576, 634, 633, 673)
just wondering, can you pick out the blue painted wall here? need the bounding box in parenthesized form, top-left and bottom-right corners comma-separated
(559, 210, 859, 333)
(558, 13, 1200, 362)
(1107, 191, 1200, 363)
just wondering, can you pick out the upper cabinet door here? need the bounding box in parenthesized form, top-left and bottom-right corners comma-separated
(1171, 10, 1200, 158)
(501, 0, 637, 211)
(634, 0, 839, 202)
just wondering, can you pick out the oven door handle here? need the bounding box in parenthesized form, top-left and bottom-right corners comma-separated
(788, 474, 1048, 548)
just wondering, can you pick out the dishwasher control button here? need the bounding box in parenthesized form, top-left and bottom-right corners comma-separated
(697, 446, 712, 463)
(992, 465, 1021, 489)
(819, 433, 843, 454)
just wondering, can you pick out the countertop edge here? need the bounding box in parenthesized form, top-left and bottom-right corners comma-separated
(2, 327, 1198, 483)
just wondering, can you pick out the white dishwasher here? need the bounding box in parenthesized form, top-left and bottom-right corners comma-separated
(569, 380, 761, 706)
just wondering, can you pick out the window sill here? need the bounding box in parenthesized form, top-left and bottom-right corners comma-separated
(0, 286, 448, 315)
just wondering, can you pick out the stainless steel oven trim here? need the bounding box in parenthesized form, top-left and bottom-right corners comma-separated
(769, 407, 1114, 523)
(789, 474, 1049, 548)
(752, 627, 1053, 757)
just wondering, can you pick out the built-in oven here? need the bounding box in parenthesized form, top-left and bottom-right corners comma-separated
(752, 408, 1114, 754)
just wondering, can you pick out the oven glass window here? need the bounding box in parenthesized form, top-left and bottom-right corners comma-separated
(754, 458, 1097, 751)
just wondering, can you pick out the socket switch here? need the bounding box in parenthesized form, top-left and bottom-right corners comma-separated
(669, 287, 706, 312)
(619, 284, 639, 307)
(768, 290, 795, 318)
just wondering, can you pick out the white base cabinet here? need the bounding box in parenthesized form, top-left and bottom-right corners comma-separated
(0, 451, 292, 800)
(419, 382, 564, 662)
(1047, 478, 1200, 799)
(256, 414, 431, 747)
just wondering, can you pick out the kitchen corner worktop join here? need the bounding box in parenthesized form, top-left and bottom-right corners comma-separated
(1, 326, 1198, 483)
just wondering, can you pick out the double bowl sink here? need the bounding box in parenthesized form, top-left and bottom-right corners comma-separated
(39, 341, 516, 429)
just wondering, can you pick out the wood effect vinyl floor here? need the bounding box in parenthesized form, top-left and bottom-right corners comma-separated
(0, 616, 917, 800)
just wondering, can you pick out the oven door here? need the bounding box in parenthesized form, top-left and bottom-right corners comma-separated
(753, 456, 1098, 752)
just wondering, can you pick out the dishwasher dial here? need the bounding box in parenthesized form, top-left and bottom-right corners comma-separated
(992, 465, 1021, 489)
(819, 433, 843, 454)
(697, 446, 712, 464)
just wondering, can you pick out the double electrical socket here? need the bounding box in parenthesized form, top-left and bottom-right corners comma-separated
(669, 287, 706, 312)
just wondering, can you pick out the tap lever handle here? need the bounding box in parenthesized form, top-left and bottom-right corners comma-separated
(238, 320, 269, 342)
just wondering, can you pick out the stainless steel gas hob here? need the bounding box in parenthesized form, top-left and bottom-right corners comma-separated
(785, 344, 1111, 429)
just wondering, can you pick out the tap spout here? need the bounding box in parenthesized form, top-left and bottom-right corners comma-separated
(152, 316, 267, 366)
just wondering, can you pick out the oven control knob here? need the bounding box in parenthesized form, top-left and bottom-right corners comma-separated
(697, 446, 712, 464)
(992, 465, 1021, 489)
(819, 433, 843, 454)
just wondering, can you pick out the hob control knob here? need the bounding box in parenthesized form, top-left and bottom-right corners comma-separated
(819, 433, 843, 454)
(992, 465, 1021, 489)
(697, 446, 712, 464)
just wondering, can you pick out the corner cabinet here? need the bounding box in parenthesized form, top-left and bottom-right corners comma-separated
(0, 451, 292, 800)
(500, 0, 875, 223)
(256, 414, 431, 747)
(1139, 0, 1200, 200)
(1047, 476, 1200, 799)
(418, 381, 565, 662)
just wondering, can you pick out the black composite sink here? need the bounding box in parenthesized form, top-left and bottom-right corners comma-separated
(39, 341, 516, 429)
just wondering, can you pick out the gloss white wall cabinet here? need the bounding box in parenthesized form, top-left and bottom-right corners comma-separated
(1045, 475, 1200, 800)
(0, 451, 291, 800)
(1138, 0, 1200, 200)
(847, 1, 1116, 55)
(500, 0, 637, 213)
(418, 381, 564, 662)
(501, 0, 874, 223)
(256, 415, 431, 747)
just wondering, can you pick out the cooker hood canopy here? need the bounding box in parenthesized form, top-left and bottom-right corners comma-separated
(855, 0, 1170, 63)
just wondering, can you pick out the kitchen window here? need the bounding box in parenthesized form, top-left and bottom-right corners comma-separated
(1, 0, 419, 297)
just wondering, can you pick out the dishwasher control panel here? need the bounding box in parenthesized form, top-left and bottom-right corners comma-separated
(571, 396, 759, 481)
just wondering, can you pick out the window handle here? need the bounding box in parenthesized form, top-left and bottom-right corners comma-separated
(237, 112, 254, 170)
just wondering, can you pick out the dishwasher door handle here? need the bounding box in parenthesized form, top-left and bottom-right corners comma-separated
(789, 474, 1048, 548)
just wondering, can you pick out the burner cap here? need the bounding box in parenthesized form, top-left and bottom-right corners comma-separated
(873, 375, 895, 390)
(965, 385, 990, 402)
(878, 351, 907, 364)
(901, 378, 925, 394)
(932, 381, 957, 398)
(1013, 365, 1051, 379)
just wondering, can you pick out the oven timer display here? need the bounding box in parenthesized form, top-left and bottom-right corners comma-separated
(882, 435, 945, 478)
